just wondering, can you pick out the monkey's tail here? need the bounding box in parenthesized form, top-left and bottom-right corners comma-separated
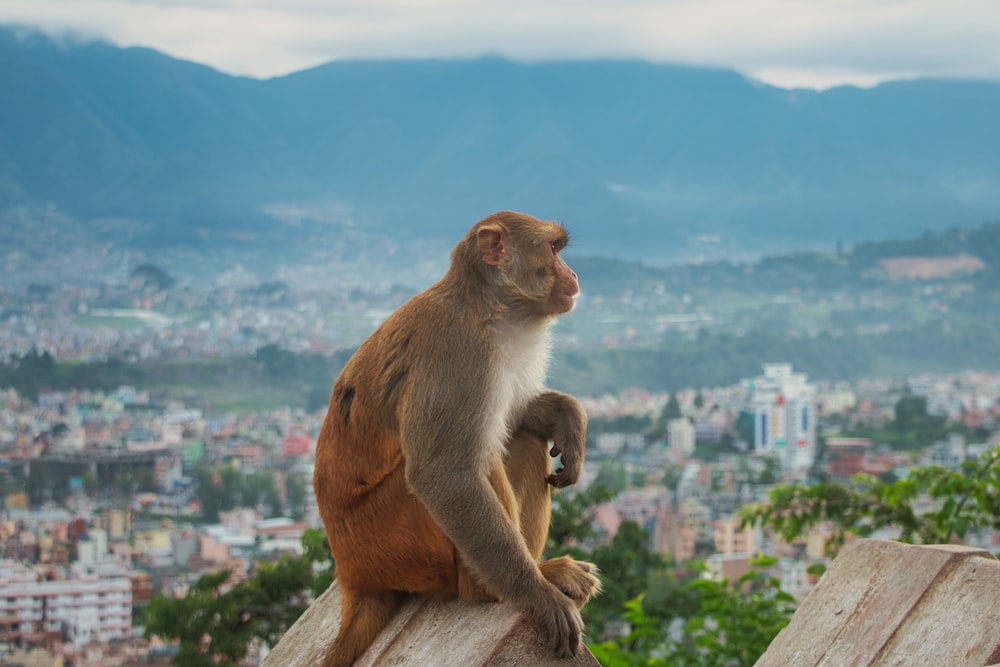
(322, 588, 401, 667)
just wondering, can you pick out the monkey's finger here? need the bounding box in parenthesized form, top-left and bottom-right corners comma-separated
(549, 444, 563, 457)
(550, 614, 578, 659)
(547, 470, 571, 488)
(561, 620, 582, 658)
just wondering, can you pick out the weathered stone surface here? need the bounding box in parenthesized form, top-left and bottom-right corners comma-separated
(263, 581, 600, 666)
(756, 539, 1000, 667)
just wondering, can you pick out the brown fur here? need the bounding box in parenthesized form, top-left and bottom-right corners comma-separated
(314, 211, 600, 667)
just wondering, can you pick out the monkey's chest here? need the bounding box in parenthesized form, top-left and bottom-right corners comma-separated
(485, 325, 552, 454)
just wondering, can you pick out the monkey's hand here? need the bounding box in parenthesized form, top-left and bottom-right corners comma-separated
(518, 390, 587, 488)
(547, 435, 582, 488)
(527, 581, 586, 659)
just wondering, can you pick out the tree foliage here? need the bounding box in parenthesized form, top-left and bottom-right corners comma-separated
(194, 465, 282, 522)
(831, 390, 952, 452)
(741, 447, 1000, 554)
(548, 485, 796, 663)
(585, 521, 668, 638)
(130, 263, 177, 290)
(546, 483, 617, 556)
(589, 557, 796, 666)
(7, 308, 1000, 407)
(145, 529, 332, 666)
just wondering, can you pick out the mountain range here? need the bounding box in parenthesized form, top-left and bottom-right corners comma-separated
(2, 25, 1000, 270)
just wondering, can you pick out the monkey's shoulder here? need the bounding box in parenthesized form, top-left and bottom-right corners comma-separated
(337, 299, 481, 388)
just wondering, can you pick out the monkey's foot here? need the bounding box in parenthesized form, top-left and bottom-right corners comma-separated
(539, 556, 602, 609)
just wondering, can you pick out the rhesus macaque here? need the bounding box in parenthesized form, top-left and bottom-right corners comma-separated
(314, 211, 600, 666)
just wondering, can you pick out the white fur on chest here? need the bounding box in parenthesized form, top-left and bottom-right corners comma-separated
(484, 321, 553, 456)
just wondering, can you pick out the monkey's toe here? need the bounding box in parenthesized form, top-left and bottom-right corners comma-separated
(539, 557, 601, 608)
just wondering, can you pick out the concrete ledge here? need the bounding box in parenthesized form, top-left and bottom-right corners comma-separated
(263, 581, 599, 666)
(756, 539, 1000, 667)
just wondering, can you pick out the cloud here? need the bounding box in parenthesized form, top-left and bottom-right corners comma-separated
(1, 0, 998, 88)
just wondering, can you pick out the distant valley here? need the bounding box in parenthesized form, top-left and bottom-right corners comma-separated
(4, 216, 1000, 403)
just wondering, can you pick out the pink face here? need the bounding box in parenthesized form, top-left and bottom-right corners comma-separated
(474, 216, 580, 315)
(546, 233, 580, 315)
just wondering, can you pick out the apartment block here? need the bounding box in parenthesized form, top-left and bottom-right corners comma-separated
(0, 560, 132, 646)
(750, 363, 817, 471)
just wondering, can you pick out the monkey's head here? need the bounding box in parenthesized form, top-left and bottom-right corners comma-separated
(458, 211, 580, 318)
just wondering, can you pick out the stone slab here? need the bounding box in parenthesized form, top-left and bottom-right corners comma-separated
(756, 539, 1000, 667)
(263, 581, 599, 666)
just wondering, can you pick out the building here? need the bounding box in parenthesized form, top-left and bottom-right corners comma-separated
(0, 560, 132, 646)
(653, 506, 697, 563)
(705, 552, 752, 585)
(667, 418, 695, 456)
(749, 363, 817, 471)
(713, 515, 758, 555)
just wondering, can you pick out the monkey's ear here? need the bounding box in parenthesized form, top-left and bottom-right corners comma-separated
(477, 225, 510, 266)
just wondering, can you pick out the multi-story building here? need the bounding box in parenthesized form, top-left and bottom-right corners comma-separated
(0, 560, 132, 646)
(749, 363, 817, 471)
(667, 417, 695, 456)
(713, 515, 758, 555)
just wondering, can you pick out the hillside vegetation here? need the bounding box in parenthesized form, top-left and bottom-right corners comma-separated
(4, 221, 999, 404)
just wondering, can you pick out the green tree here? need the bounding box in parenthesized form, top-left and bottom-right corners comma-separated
(254, 344, 300, 380)
(115, 467, 154, 497)
(145, 529, 333, 665)
(242, 471, 281, 516)
(664, 393, 682, 421)
(130, 263, 177, 290)
(219, 466, 242, 511)
(195, 466, 222, 522)
(546, 483, 617, 556)
(82, 468, 99, 495)
(673, 559, 795, 666)
(589, 557, 796, 666)
(585, 521, 667, 637)
(585, 447, 1000, 666)
(741, 447, 1000, 554)
(25, 463, 49, 507)
(302, 526, 335, 597)
(52, 474, 70, 506)
(286, 471, 309, 521)
(594, 460, 629, 493)
(194, 466, 289, 521)
(887, 391, 949, 449)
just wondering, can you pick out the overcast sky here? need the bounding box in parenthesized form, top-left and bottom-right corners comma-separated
(2, 0, 999, 90)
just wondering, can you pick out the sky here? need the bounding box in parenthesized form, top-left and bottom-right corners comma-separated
(2, 0, 999, 90)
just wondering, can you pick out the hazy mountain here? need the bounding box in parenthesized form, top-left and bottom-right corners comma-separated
(2, 25, 999, 266)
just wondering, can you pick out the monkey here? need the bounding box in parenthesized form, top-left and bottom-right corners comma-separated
(313, 211, 600, 667)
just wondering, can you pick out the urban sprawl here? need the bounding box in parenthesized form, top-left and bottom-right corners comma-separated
(2, 280, 998, 665)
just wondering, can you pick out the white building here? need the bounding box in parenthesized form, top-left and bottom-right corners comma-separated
(593, 432, 646, 455)
(76, 528, 109, 564)
(749, 363, 817, 471)
(0, 560, 132, 645)
(668, 418, 695, 456)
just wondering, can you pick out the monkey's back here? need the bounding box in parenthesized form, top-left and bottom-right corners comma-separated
(313, 288, 482, 595)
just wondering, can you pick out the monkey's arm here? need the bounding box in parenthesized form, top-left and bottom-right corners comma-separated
(403, 422, 584, 657)
(518, 390, 587, 488)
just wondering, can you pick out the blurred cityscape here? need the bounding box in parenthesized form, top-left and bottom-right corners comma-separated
(2, 254, 1000, 664)
(3, 304, 998, 664)
(3, 16, 999, 666)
